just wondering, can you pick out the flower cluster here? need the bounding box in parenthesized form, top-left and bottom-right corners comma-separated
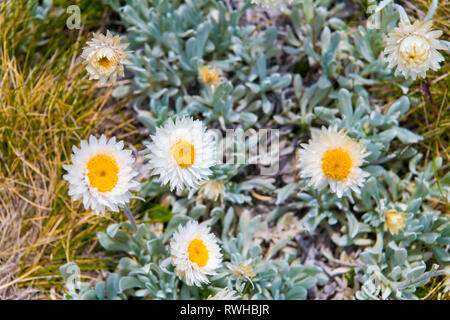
(60, 0, 449, 300)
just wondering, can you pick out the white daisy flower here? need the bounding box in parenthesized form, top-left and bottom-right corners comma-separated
(80, 30, 131, 85)
(170, 220, 222, 287)
(63, 135, 139, 214)
(207, 288, 240, 300)
(298, 126, 370, 198)
(384, 20, 448, 80)
(145, 117, 216, 192)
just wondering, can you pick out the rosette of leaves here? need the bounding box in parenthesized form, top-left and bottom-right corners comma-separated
(216, 208, 328, 299)
(61, 220, 184, 300)
(353, 155, 449, 300)
(356, 202, 448, 300)
(137, 168, 275, 228)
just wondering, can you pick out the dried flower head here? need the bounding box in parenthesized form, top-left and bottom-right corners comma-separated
(230, 263, 256, 279)
(81, 30, 131, 85)
(207, 288, 240, 300)
(198, 65, 222, 88)
(198, 180, 225, 202)
(384, 20, 447, 80)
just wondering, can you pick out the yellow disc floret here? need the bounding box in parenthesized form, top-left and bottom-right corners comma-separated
(399, 36, 430, 66)
(172, 139, 195, 168)
(96, 55, 116, 70)
(87, 154, 119, 192)
(321, 148, 352, 181)
(188, 238, 209, 267)
(198, 65, 221, 87)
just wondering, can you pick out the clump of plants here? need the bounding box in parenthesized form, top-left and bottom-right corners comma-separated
(56, 0, 448, 300)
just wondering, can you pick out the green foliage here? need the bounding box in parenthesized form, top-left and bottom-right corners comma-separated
(58, 0, 449, 300)
(61, 209, 327, 300)
(106, 0, 291, 131)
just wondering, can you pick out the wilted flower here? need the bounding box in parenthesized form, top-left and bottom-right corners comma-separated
(298, 126, 370, 198)
(198, 65, 222, 88)
(170, 220, 222, 286)
(207, 288, 240, 300)
(145, 117, 216, 192)
(81, 30, 131, 85)
(198, 180, 225, 202)
(384, 20, 447, 80)
(230, 263, 256, 280)
(384, 210, 407, 235)
(63, 135, 139, 214)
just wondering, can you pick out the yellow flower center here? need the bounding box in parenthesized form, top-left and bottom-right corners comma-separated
(171, 139, 195, 168)
(321, 148, 352, 181)
(198, 65, 221, 87)
(399, 36, 430, 65)
(188, 238, 209, 267)
(97, 56, 115, 70)
(86, 154, 119, 192)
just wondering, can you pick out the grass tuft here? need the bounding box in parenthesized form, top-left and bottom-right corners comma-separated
(0, 0, 137, 299)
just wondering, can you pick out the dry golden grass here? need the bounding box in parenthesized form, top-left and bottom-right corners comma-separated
(369, 0, 449, 215)
(0, 53, 110, 299)
(400, 0, 449, 299)
(401, 0, 449, 163)
(0, 0, 138, 299)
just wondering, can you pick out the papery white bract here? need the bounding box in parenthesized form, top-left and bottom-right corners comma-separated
(384, 20, 447, 80)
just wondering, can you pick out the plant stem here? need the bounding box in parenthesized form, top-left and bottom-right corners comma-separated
(123, 205, 137, 231)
